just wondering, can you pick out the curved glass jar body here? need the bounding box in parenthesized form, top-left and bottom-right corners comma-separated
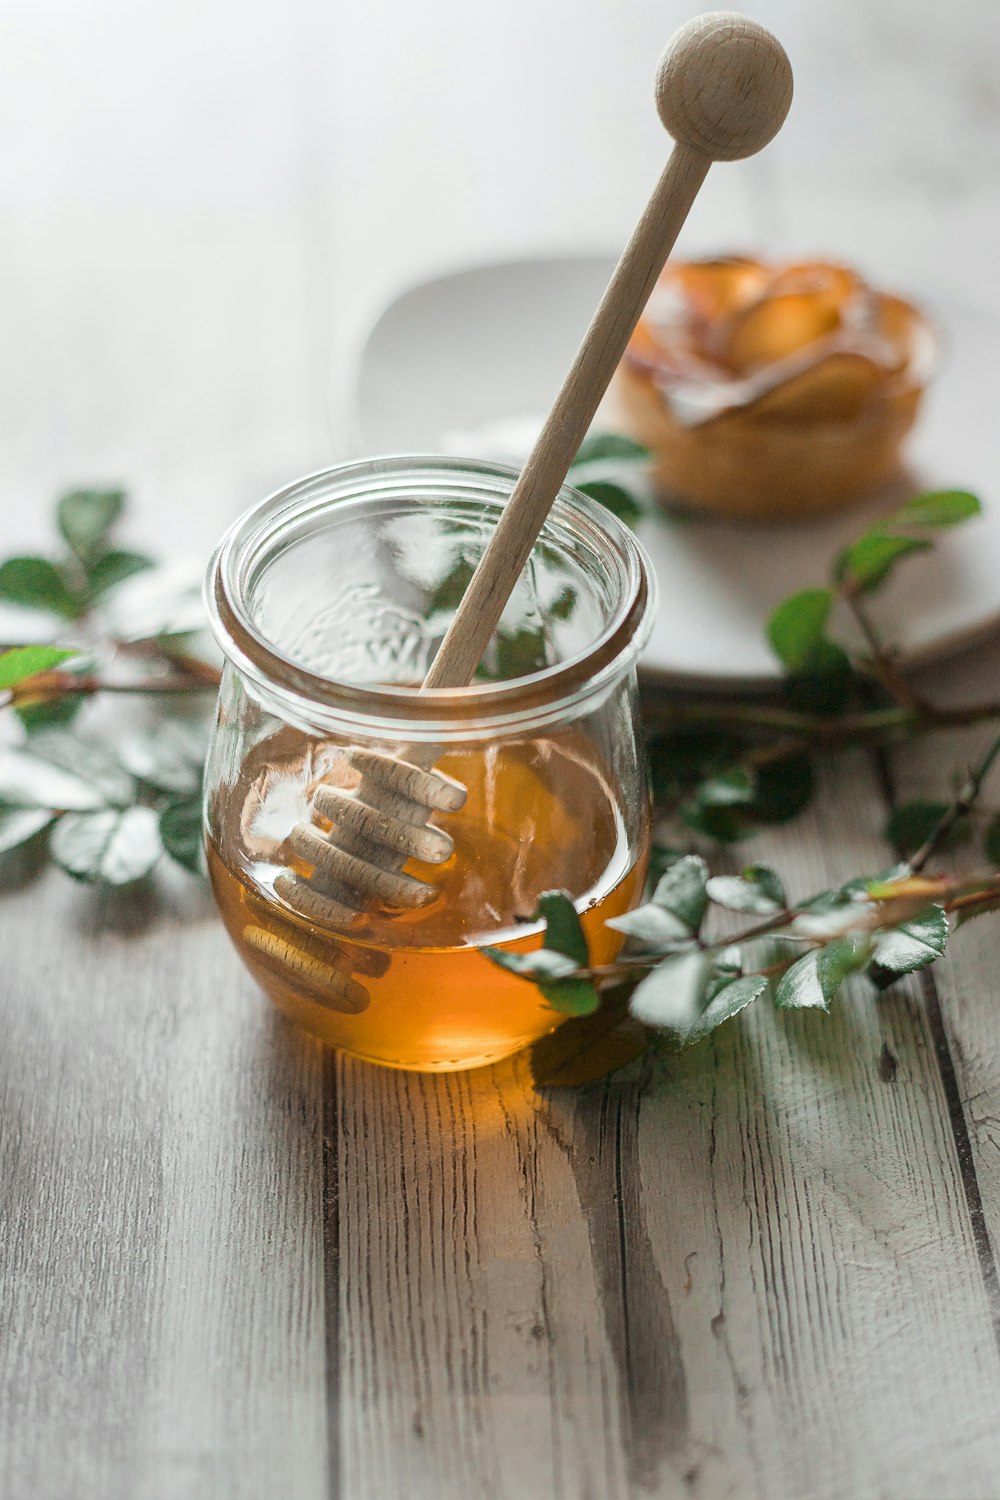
(204, 457, 655, 1072)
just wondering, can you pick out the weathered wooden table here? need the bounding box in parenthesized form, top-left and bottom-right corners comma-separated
(3, 2, 1000, 1496)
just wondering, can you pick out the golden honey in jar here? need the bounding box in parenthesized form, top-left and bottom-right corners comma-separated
(204, 458, 655, 1072)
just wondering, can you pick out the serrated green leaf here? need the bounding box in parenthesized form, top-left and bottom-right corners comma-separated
(605, 903, 692, 946)
(87, 549, 154, 597)
(706, 864, 786, 914)
(683, 975, 767, 1046)
(870, 906, 948, 977)
(0, 804, 54, 853)
(895, 490, 981, 528)
(885, 800, 954, 856)
(774, 950, 829, 1011)
(159, 795, 206, 875)
(836, 532, 931, 593)
(0, 646, 74, 689)
(816, 934, 873, 1000)
(629, 949, 710, 1032)
(0, 745, 107, 811)
(767, 589, 835, 672)
(24, 731, 133, 808)
(775, 936, 872, 1011)
(121, 721, 206, 795)
(572, 432, 649, 465)
(572, 479, 643, 527)
(51, 806, 161, 884)
(649, 854, 708, 933)
(57, 488, 125, 564)
(984, 814, 1000, 868)
(0, 557, 85, 618)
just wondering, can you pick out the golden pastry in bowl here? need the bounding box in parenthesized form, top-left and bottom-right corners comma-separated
(611, 256, 935, 520)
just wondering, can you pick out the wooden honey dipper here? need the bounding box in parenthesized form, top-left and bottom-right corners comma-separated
(275, 12, 793, 938)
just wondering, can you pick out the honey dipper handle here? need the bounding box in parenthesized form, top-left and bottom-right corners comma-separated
(422, 13, 792, 691)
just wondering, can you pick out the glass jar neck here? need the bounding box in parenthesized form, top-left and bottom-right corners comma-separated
(207, 456, 656, 743)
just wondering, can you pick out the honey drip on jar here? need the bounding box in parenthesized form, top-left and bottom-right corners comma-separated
(208, 725, 647, 1071)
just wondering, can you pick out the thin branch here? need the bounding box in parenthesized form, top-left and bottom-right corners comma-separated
(910, 728, 1000, 873)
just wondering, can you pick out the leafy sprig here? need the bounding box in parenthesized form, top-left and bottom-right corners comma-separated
(0, 488, 218, 882)
(3, 466, 1000, 1094)
(485, 486, 1000, 1085)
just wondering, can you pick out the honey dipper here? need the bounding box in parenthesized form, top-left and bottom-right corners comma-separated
(275, 12, 793, 936)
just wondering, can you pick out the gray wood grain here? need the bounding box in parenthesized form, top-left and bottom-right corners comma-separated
(0, 872, 328, 1500)
(328, 752, 1000, 1500)
(2, 1, 1000, 1496)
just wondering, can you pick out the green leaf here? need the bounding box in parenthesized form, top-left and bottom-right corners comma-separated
(836, 532, 931, 593)
(57, 488, 125, 564)
(0, 556, 85, 618)
(895, 490, 981, 528)
(816, 934, 873, 999)
(767, 589, 835, 672)
(774, 937, 870, 1012)
(0, 646, 74, 689)
(16, 695, 83, 730)
(483, 947, 579, 981)
(985, 814, 1000, 868)
(706, 864, 786, 914)
(572, 479, 643, 527)
(534, 889, 589, 966)
(697, 767, 756, 807)
(649, 854, 708, 933)
(869, 905, 948, 982)
(572, 432, 649, 465)
(885, 800, 953, 856)
(683, 975, 767, 1046)
(488, 948, 598, 1015)
(0, 804, 54, 853)
(120, 721, 206, 795)
(605, 903, 691, 946)
(87, 549, 154, 597)
(629, 949, 710, 1032)
(752, 755, 815, 825)
(527, 984, 648, 1086)
(679, 800, 745, 843)
(0, 744, 112, 811)
(532, 890, 598, 1013)
(159, 795, 206, 875)
(649, 728, 740, 802)
(774, 951, 830, 1011)
(23, 731, 133, 808)
(51, 806, 162, 885)
(97, 560, 205, 641)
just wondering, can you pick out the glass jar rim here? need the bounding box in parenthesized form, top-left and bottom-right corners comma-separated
(206, 455, 656, 738)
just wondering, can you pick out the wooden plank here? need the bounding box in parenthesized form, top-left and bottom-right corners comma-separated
(884, 638, 1000, 1308)
(0, 870, 328, 1500)
(328, 749, 1000, 1499)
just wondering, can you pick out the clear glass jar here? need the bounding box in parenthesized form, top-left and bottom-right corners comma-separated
(204, 456, 655, 1073)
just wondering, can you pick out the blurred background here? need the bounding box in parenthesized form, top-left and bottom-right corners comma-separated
(0, 0, 996, 558)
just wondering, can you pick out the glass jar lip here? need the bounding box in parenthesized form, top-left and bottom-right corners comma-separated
(206, 454, 656, 736)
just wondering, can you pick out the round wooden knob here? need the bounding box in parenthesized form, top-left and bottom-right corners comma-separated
(656, 12, 793, 162)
